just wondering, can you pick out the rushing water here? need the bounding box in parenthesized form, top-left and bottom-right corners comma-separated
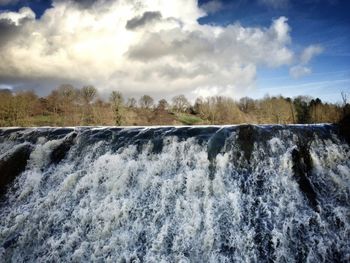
(0, 125, 349, 262)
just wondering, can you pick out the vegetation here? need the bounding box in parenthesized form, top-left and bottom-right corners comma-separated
(177, 113, 203, 125)
(110, 91, 124, 126)
(0, 85, 346, 127)
(337, 91, 350, 143)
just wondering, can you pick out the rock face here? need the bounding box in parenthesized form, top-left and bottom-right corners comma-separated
(291, 147, 318, 211)
(0, 125, 349, 262)
(289, 130, 319, 212)
(207, 128, 229, 180)
(338, 113, 350, 144)
(0, 144, 33, 198)
(50, 132, 77, 164)
(237, 125, 256, 163)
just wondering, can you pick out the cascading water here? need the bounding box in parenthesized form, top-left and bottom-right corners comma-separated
(0, 125, 349, 262)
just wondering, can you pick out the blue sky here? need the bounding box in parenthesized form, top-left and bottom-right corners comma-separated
(0, 0, 349, 102)
(198, 0, 350, 102)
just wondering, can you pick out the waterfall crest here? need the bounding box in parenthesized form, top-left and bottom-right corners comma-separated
(0, 125, 349, 262)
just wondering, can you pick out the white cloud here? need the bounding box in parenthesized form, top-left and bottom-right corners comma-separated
(0, 7, 35, 25)
(289, 65, 312, 79)
(289, 44, 323, 79)
(300, 44, 323, 64)
(0, 0, 297, 99)
(200, 0, 224, 14)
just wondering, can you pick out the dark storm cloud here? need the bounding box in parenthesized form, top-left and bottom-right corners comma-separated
(0, 74, 85, 96)
(0, 18, 18, 46)
(0, 14, 32, 47)
(127, 30, 214, 62)
(126, 11, 162, 30)
(53, 0, 99, 9)
(71, 0, 98, 8)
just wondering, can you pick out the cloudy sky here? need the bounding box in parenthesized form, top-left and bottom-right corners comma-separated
(0, 0, 349, 102)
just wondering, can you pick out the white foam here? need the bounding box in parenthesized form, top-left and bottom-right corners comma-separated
(0, 126, 349, 262)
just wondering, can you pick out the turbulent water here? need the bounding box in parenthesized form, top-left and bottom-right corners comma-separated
(0, 125, 349, 262)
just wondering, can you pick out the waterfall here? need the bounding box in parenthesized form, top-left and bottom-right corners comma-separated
(0, 125, 349, 262)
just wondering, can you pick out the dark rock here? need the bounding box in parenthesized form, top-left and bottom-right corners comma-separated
(50, 133, 77, 164)
(207, 129, 227, 162)
(207, 129, 228, 180)
(49, 128, 75, 139)
(237, 125, 255, 163)
(151, 138, 163, 154)
(291, 139, 319, 212)
(2, 233, 20, 249)
(337, 113, 350, 144)
(0, 144, 33, 198)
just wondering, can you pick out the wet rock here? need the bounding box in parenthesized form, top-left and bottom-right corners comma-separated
(2, 233, 20, 249)
(235, 125, 273, 165)
(50, 133, 77, 164)
(207, 129, 228, 180)
(0, 128, 25, 138)
(291, 140, 319, 212)
(337, 113, 350, 144)
(207, 129, 227, 161)
(237, 125, 255, 163)
(151, 138, 163, 154)
(0, 144, 33, 198)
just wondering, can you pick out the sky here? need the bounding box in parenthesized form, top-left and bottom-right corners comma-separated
(0, 0, 349, 102)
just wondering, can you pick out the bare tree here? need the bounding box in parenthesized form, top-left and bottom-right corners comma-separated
(172, 94, 190, 113)
(0, 90, 12, 126)
(57, 84, 77, 105)
(0, 86, 346, 126)
(126, 97, 137, 108)
(193, 97, 204, 115)
(110, 91, 124, 126)
(80, 85, 97, 105)
(239, 97, 255, 113)
(157, 99, 169, 111)
(139, 95, 154, 109)
(285, 97, 296, 124)
(80, 85, 97, 124)
(56, 84, 79, 125)
(341, 91, 348, 117)
(341, 91, 348, 104)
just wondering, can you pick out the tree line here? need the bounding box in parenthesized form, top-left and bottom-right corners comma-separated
(0, 84, 347, 127)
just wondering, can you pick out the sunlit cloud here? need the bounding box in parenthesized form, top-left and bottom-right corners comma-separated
(300, 44, 324, 64)
(289, 44, 323, 79)
(289, 65, 312, 79)
(0, 0, 313, 98)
